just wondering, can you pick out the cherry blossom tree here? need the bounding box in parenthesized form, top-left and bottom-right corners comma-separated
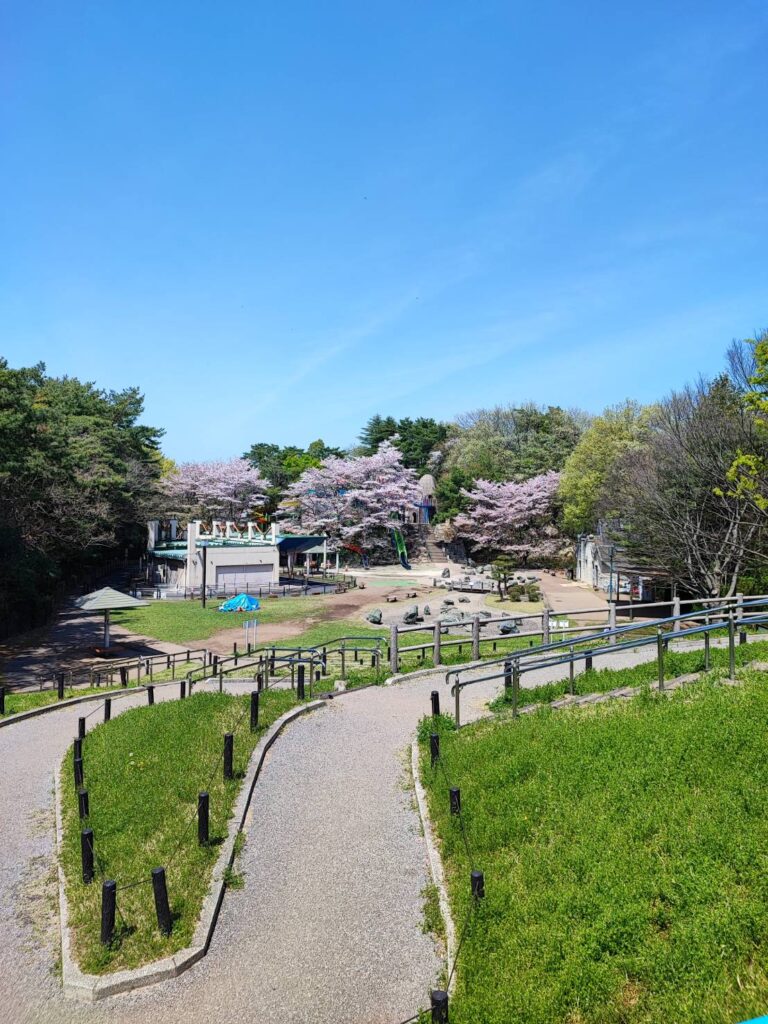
(454, 470, 565, 565)
(283, 440, 422, 556)
(163, 458, 268, 521)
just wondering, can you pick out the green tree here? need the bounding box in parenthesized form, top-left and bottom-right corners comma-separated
(558, 401, 651, 535)
(0, 359, 164, 636)
(243, 438, 343, 511)
(444, 404, 587, 481)
(724, 332, 768, 512)
(491, 555, 517, 600)
(434, 467, 473, 522)
(358, 415, 398, 453)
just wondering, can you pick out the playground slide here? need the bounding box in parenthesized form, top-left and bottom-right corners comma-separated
(391, 528, 411, 570)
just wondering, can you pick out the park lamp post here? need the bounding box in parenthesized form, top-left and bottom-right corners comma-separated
(608, 544, 616, 602)
(200, 541, 209, 609)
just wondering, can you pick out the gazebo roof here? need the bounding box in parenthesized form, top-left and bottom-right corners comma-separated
(74, 587, 148, 612)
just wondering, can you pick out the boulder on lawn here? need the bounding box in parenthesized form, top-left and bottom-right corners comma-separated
(442, 597, 455, 606)
(402, 605, 419, 624)
(439, 612, 462, 626)
(424, 605, 431, 616)
(499, 620, 519, 635)
(458, 596, 470, 604)
(365, 609, 383, 625)
(441, 567, 451, 578)
(478, 610, 493, 619)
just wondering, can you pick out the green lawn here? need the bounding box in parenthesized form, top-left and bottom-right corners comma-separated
(60, 688, 299, 973)
(112, 594, 343, 644)
(422, 672, 768, 1024)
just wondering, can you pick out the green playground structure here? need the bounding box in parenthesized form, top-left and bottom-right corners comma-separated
(390, 527, 411, 570)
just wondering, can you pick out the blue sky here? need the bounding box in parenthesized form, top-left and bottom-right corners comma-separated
(2, 1, 766, 461)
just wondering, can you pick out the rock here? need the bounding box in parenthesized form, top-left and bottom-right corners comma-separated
(458, 596, 470, 604)
(478, 610, 493, 619)
(424, 605, 431, 616)
(467, 558, 477, 568)
(441, 567, 451, 578)
(439, 612, 462, 625)
(402, 604, 419, 624)
(499, 620, 519, 635)
(442, 597, 455, 606)
(365, 609, 383, 625)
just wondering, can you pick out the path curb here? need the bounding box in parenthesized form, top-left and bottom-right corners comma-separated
(54, 698, 326, 1002)
(410, 740, 457, 994)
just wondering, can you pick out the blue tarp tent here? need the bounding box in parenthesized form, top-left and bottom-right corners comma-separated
(218, 594, 260, 612)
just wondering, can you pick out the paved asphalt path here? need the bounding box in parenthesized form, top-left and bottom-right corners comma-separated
(0, 634, 742, 1024)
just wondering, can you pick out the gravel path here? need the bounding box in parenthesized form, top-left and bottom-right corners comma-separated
(0, 634, 751, 1024)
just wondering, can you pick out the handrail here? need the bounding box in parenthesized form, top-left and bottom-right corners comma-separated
(444, 598, 768, 685)
(445, 607, 768, 725)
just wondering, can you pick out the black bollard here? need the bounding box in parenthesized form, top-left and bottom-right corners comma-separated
(212, 655, 219, 674)
(250, 690, 259, 731)
(431, 690, 440, 717)
(73, 736, 82, 761)
(146, 685, 155, 706)
(78, 787, 90, 820)
(74, 756, 84, 788)
(471, 870, 485, 899)
(0, 685, 5, 715)
(430, 733, 440, 768)
(297, 665, 305, 701)
(431, 989, 449, 1023)
(104, 697, 111, 722)
(100, 880, 117, 942)
(223, 733, 234, 780)
(180, 679, 186, 699)
(78, 716, 86, 740)
(152, 867, 172, 936)
(81, 828, 94, 884)
(257, 671, 264, 692)
(57, 672, 65, 700)
(119, 666, 128, 686)
(101, 879, 116, 945)
(198, 792, 209, 845)
(740, 630, 748, 646)
(585, 654, 593, 672)
(450, 787, 461, 816)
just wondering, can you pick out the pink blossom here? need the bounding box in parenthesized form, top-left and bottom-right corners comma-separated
(164, 458, 268, 520)
(283, 441, 421, 554)
(455, 471, 562, 562)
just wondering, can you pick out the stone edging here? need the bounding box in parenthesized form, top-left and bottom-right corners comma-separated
(54, 698, 326, 1002)
(410, 740, 457, 994)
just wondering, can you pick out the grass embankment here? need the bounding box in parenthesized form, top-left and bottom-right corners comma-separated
(422, 673, 768, 1024)
(60, 689, 298, 973)
(489, 638, 768, 713)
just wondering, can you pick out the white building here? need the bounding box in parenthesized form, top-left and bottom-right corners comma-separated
(147, 519, 326, 592)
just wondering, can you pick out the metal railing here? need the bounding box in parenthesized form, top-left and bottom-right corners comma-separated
(445, 597, 768, 726)
(185, 635, 387, 691)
